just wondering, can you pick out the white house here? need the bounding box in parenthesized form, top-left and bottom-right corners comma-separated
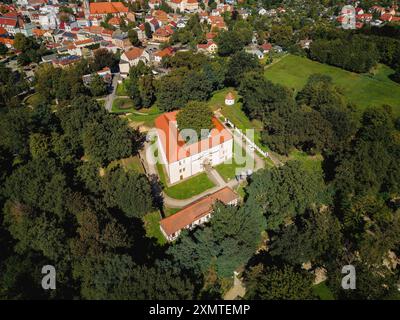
(167, 0, 199, 13)
(160, 187, 239, 241)
(246, 48, 264, 59)
(225, 92, 235, 106)
(258, 8, 267, 16)
(119, 47, 150, 78)
(155, 111, 233, 184)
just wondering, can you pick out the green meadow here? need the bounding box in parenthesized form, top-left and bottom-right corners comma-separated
(265, 54, 400, 116)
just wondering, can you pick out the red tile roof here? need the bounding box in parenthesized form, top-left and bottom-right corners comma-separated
(123, 47, 144, 60)
(90, 2, 129, 15)
(154, 46, 174, 58)
(0, 16, 17, 27)
(160, 187, 238, 237)
(225, 92, 234, 100)
(155, 111, 233, 163)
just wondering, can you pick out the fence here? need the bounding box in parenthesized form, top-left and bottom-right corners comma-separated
(224, 118, 269, 158)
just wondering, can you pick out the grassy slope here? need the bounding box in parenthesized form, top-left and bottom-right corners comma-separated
(312, 281, 335, 300)
(156, 162, 215, 200)
(265, 54, 400, 116)
(143, 211, 167, 246)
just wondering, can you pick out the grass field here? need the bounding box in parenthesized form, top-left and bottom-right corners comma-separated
(112, 97, 137, 113)
(121, 156, 144, 174)
(312, 282, 335, 300)
(127, 105, 162, 127)
(214, 142, 259, 182)
(288, 150, 323, 174)
(265, 54, 400, 116)
(116, 79, 130, 96)
(143, 211, 167, 246)
(156, 162, 215, 200)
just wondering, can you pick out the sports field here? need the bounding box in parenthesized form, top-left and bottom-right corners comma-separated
(265, 55, 400, 116)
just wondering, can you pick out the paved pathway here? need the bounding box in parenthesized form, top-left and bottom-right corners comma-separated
(223, 272, 246, 300)
(105, 73, 120, 112)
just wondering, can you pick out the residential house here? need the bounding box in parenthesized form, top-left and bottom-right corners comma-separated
(152, 25, 174, 42)
(153, 46, 174, 63)
(119, 47, 150, 77)
(0, 13, 34, 36)
(246, 48, 264, 59)
(259, 42, 272, 54)
(197, 41, 218, 54)
(85, 1, 129, 19)
(168, 0, 199, 13)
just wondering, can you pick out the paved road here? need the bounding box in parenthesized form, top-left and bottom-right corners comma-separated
(105, 73, 120, 112)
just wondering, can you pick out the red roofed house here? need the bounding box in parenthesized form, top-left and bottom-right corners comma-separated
(168, 0, 199, 13)
(119, 47, 150, 77)
(380, 13, 393, 22)
(197, 41, 218, 54)
(0, 13, 34, 36)
(155, 111, 233, 184)
(84, 0, 129, 19)
(152, 25, 174, 42)
(153, 46, 174, 63)
(160, 187, 239, 241)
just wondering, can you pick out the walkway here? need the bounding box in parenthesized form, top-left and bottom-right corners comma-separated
(104, 73, 120, 112)
(223, 272, 246, 300)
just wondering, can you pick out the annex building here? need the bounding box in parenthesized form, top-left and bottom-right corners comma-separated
(160, 187, 239, 241)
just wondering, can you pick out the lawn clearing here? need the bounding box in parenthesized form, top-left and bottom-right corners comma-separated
(121, 156, 144, 173)
(143, 211, 167, 246)
(127, 105, 162, 127)
(288, 150, 323, 174)
(156, 162, 215, 199)
(313, 281, 335, 300)
(164, 206, 181, 217)
(265, 54, 400, 116)
(116, 80, 130, 96)
(112, 97, 137, 113)
(214, 142, 256, 182)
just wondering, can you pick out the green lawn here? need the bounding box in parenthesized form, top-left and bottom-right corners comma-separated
(313, 281, 335, 300)
(112, 97, 137, 113)
(289, 150, 323, 174)
(164, 206, 181, 217)
(116, 80, 130, 96)
(122, 156, 144, 174)
(156, 162, 215, 199)
(25, 93, 44, 106)
(143, 211, 167, 246)
(265, 54, 400, 116)
(127, 105, 162, 127)
(214, 142, 257, 182)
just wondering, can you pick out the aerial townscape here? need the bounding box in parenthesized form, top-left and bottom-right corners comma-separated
(0, 0, 400, 302)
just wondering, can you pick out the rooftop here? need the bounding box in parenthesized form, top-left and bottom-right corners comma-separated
(160, 187, 238, 237)
(155, 111, 233, 163)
